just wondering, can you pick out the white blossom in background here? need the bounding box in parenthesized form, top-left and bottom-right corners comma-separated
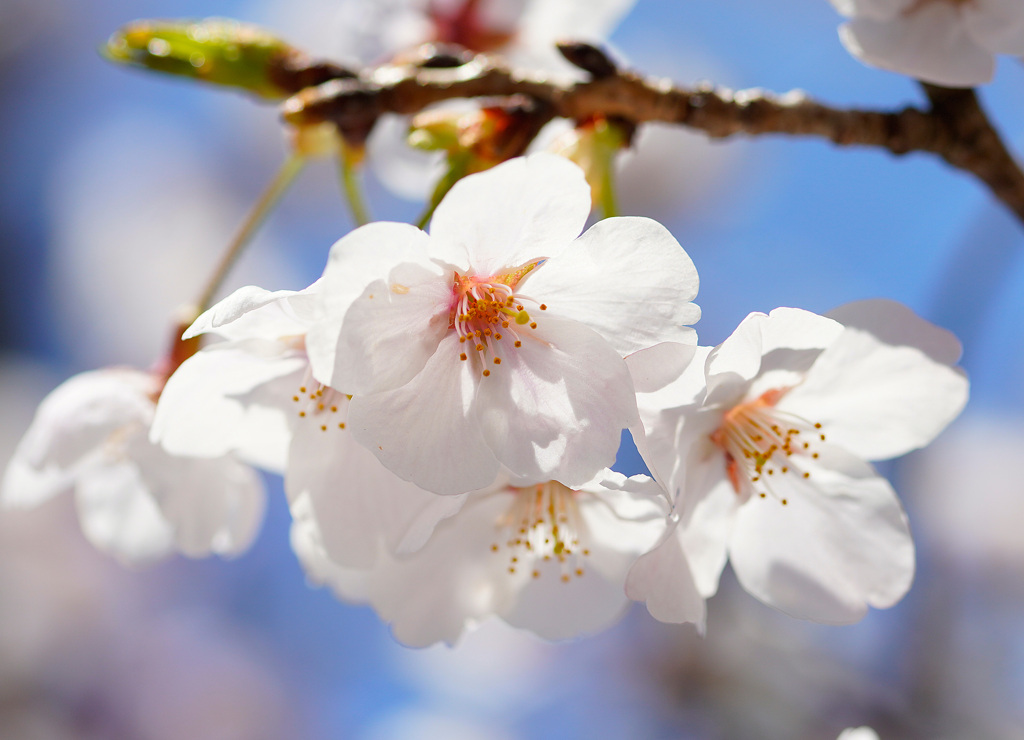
(151, 285, 464, 570)
(838, 728, 880, 740)
(292, 469, 682, 646)
(305, 154, 700, 494)
(260, 0, 636, 71)
(830, 0, 1024, 87)
(906, 414, 1024, 569)
(1, 368, 264, 565)
(626, 300, 968, 624)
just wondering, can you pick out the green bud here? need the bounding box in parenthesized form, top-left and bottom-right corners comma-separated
(407, 110, 465, 152)
(103, 18, 297, 99)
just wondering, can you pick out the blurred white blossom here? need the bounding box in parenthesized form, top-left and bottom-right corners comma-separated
(2, 367, 265, 565)
(830, 0, 1024, 86)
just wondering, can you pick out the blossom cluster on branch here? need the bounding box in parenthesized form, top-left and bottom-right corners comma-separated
(2, 155, 967, 646)
(0, 0, 1002, 651)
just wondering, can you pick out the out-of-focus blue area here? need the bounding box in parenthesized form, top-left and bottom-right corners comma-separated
(3, 1, 1024, 738)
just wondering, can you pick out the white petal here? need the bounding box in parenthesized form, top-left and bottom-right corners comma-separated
(289, 493, 374, 603)
(702, 312, 765, 405)
(524, 217, 700, 356)
(348, 334, 499, 495)
(7, 368, 154, 475)
(837, 728, 881, 740)
(366, 493, 523, 647)
(500, 555, 631, 640)
(964, 0, 1024, 55)
(839, 8, 994, 87)
(830, 0, 911, 21)
(575, 471, 670, 580)
(625, 524, 706, 628)
(519, 0, 635, 41)
(152, 343, 306, 472)
(826, 298, 962, 365)
(744, 307, 843, 398)
(184, 285, 314, 341)
(427, 154, 591, 276)
(729, 450, 914, 624)
(625, 342, 697, 395)
(705, 307, 841, 406)
(367, 114, 446, 202)
(286, 416, 464, 568)
(128, 436, 266, 558)
(630, 348, 714, 491)
(74, 457, 176, 566)
(474, 315, 638, 487)
(783, 327, 968, 460)
(0, 456, 73, 508)
(633, 345, 712, 420)
(307, 221, 435, 388)
(676, 448, 739, 599)
(331, 261, 452, 395)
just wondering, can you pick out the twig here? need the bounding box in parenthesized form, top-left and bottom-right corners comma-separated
(280, 54, 1024, 226)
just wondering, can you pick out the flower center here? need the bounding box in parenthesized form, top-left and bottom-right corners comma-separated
(709, 388, 827, 505)
(290, 370, 351, 433)
(450, 260, 545, 377)
(428, 0, 517, 53)
(490, 481, 591, 582)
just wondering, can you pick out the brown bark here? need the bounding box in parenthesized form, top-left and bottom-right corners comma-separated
(279, 51, 1024, 225)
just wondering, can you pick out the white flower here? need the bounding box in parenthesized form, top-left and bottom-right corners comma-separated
(838, 728, 881, 740)
(284, 0, 636, 71)
(151, 285, 464, 569)
(626, 300, 968, 624)
(305, 154, 700, 495)
(292, 468, 681, 646)
(830, 0, 1024, 87)
(1, 367, 264, 565)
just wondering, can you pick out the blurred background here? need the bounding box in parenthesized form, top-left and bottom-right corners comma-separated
(2, 0, 1023, 738)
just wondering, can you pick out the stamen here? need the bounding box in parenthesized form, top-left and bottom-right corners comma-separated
(491, 481, 590, 583)
(709, 387, 827, 506)
(448, 262, 544, 373)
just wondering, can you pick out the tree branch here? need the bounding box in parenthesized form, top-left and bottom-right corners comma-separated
(280, 52, 1024, 226)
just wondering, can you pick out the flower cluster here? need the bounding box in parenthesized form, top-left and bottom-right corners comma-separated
(2, 154, 968, 645)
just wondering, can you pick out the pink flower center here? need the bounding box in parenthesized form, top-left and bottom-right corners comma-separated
(490, 481, 590, 583)
(428, 0, 517, 53)
(450, 260, 545, 377)
(709, 388, 827, 505)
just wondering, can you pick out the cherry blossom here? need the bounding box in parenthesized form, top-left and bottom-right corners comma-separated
(838, 728, 881, 740)
(305, 154, 700, 495)
(830, 0, 1024, 87)
(291, 468, 687, 646)
(151, 285, 465, 569)
(626, 301, 968, 624)
(1, 367, 264, 565)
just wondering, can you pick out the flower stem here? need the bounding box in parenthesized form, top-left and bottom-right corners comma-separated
(339, 142, 371, 226)
(598, 165, 619, 218)
(192, 154, 306, 315)
(415, 153, 470, 229)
